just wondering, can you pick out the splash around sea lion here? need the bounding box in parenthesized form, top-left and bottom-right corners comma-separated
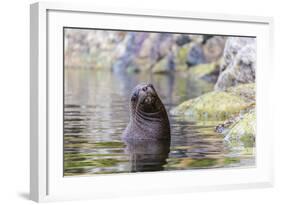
(122, 83, 171, 140)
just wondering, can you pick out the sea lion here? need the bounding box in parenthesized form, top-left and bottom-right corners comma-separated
(122, 83, 171, 140)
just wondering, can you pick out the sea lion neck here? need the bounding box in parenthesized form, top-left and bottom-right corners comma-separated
(134, 109, 163, 124)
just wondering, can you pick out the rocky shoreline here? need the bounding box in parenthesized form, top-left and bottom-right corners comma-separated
(170, 37, 256, 148)
(65, 29, 256, 148)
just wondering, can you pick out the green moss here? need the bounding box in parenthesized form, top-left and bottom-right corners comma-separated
(226, 83, 255, 102)
(171, 83, 255, 121)
(174, 45, 191, 71)
(187, 62, 218, 78)
(177, 46, 190, 64)
(152, 45, 192, 74)
(176, 65, 189, 72)
(170, 98, 195, 115)
(171, 91, 252, 120)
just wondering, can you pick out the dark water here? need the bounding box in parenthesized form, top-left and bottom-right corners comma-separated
(64, 68, 255, 176)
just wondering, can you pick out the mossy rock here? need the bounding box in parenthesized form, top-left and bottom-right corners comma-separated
(171, 83, 255, 121)
(152, 45, 191, 74)
(171, 92, 253, 121)
(187, 62, 218, 78)
(226, 83, 255, 102)
(176, 64, 189, 72)
(174, 45, 191, 71)
(151, 57, 171, 74)
(225, 110, 256, 147)
(176, 45, 190, 64)
(170, 98, 195, 116)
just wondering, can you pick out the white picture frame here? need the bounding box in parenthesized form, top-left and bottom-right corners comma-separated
(30, 2, 274, 202)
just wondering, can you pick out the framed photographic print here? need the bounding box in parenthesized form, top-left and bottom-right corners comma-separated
(30, 2, 274, 202)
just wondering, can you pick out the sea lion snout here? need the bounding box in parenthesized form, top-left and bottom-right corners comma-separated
(138, 84, 156, 105)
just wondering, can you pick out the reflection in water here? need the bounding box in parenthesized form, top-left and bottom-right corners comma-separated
(124, 139, 170, 172)
(64, 68, 255, 176)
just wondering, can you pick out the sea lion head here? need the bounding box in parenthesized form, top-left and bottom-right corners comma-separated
(130, 83, 163, 114)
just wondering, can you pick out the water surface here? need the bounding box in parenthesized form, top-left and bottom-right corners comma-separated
(64, 68, 255, 176)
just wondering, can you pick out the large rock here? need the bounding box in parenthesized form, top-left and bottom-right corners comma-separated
(112, 32, 148, 73)
(154, 33, 174, 59)
(113, 32, 176, 73)
(170, 83, 255, 121)
(175, 34, 191, 46)
(65, 30, 227, 73)
(203, 36, 226, 63)
(151, 52, 175, 74)
(173, 44, 191, 72)
(186, 43, 206, 66)
(185, 36, 225, 67)
(135, 33, 175, 71)
(65, 29, 127, 68)
(137, 33, 158, 59)
(215, 37, 256, 90)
